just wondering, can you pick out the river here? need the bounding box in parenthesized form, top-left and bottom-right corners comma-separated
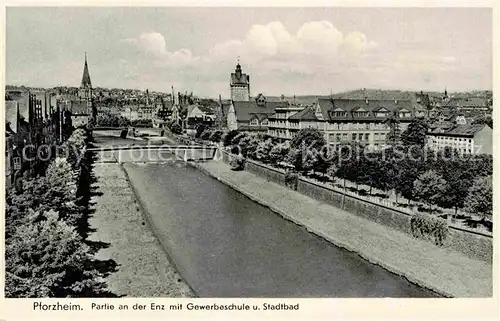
(119, 152, 438, 297)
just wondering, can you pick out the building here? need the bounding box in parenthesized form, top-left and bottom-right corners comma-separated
(5, 90, 71, 186)
(121, 106, 139, 120)
(267, 104, 305, 140)
(99, 106, 122, 117)
(443, 97, 489, 113)
(226, 93, 288, 132)
(152, 97, 174, 128)
(269, 97, 416, 148)
(186, 104, 216, 128)
(215, 96, 232, 130)
(426, 120, 492, 155)
(138, 105, 155, 120)
(230, 62, 250, 101)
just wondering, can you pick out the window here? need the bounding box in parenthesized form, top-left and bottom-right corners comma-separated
(354, 112, 368, 117)
(376, 112, 387, 118)
(261, 119, 268, 126)
(352, 133, 357, 141)
(365, 133, 370, 141)
(250, 118, 259, 126)
(336, 133, 342, 141)
(13, 157, 21, 169)
(342, 133, 348, 141)
(334, 111, 347, 117)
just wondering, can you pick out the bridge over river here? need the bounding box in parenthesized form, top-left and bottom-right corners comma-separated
(92, 131, 439, 297)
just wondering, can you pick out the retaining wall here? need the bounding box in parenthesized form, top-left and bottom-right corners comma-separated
(220, 150, 492, 263)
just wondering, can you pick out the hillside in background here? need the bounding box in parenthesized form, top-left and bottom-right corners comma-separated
(265, 88, 492, 106)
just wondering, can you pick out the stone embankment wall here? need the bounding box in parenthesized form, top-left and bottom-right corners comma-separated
(219, 150, 492, 263)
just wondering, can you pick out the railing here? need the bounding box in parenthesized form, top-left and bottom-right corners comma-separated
(87, 144, 215, 152)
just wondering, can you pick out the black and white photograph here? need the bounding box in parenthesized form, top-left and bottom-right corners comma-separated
(3, 4, 494, 304)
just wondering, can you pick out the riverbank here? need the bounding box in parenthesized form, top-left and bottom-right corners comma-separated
(193, 159, 492, 298)
(87, 156, 194, 297)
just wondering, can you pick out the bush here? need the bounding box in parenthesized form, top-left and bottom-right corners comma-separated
(8, 158, 83, 227)
(231, 132, 247, 146)
(255, 139, 274, 163)
(269, 143, 290, 164)
(230, 154, 245, 171)
(238, 135, 259, 158)
(410, 212, 448, 246)
(5, 210, 107, 297)
(61, 128, 88, 170)
(465, 175, 492, 221)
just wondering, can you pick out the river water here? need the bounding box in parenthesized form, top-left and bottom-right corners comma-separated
(120, 154, 439, 298)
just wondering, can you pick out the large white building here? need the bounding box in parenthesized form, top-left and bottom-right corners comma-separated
(268, 97, 415, 149)
(426, 118, 492, 155)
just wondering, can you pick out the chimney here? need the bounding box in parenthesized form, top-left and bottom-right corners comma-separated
(394, 99, 398, 104)
(365, 96, 368, 104)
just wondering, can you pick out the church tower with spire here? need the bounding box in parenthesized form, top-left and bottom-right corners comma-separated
(77, 52, 96, 126)
(78, 52, 93, 100)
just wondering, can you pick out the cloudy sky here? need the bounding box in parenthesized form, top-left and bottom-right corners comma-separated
(6, 7, 492, 98)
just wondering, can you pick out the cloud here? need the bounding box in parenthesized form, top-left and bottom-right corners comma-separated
(139, 32, 167, 56)
(119, 21, 476, 96)
(124, 32, 196, 67)
(119, 22, 382, 95)
(125, 21, 378, 72)
(203, 21, 376, 65)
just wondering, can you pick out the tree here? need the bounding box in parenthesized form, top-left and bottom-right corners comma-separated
(359, 152, 390, 195)
(9, 158, 83, 227)
(326, 164, 339, 182)
(401, 119, 429, 147)
(255, 139, 274, 163)
(231, 132, 247, 146)
(239, 136, 259, 158)
(5, 210, 107, 297)
(209, 130, 224, 143)
(436, 159, 474, 215)
(200, 129, 212, 141)
(413, 170, 447, 212)
(170, 123, 182, 134)
(335, 142, 363, 190)
(269, 143, 290, 164)
(195, 124, 207, 138)
(223, 130, 239, 147)
(285, 147, 317, 175)
(290, 128, 326, 151)
(314, 146, 336, 178)
(62, 128, 88, 170)
(464, 176, 492, 221)
(96, 113, 130, 128)
(468, 154, 493, 177)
